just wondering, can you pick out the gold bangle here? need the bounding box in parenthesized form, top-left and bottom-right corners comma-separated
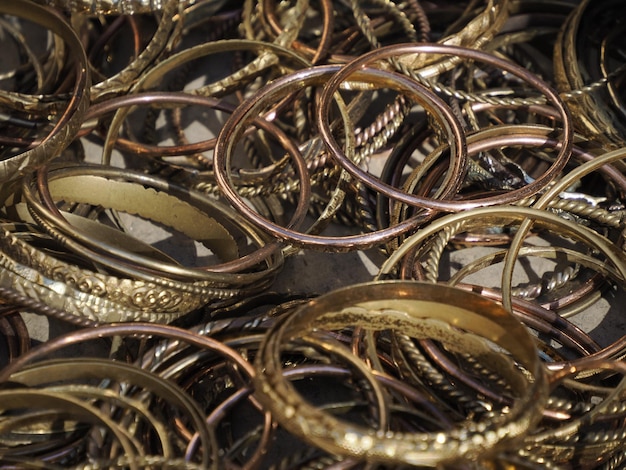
(0, 1, 90, 183)
(254, 280, 548, 466)
(32, 0, 190, 15)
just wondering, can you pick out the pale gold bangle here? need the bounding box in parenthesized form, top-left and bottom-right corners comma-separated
(86, 0, 183, 102)
(0, 1, 90, 183)
(32, 0, 190, 15)
(254, 281, 548, 467)
(0, 222, 233, 320)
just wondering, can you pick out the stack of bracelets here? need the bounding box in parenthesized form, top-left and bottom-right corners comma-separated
(0, 0, 625, 467)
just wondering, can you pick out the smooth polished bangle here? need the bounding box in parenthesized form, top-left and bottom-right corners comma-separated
(317, 43, 573, 212)
(214, 65, 467, 251)
(254, 281, 548, 467)
(386, 123, 578, 235)
(378, 204, 626, 366)
(0, 1, 90, 183)
(500, 146, 626, 322)
(3, 359, 214, 469)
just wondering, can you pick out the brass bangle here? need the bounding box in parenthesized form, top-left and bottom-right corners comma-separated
(517, 359, 626, 467)
(21, 162, 282, 286)
(0, 321, 266, 469)
(0, 1, 90, 183)
(501, 146, 626, 326)
(254, 281, 548, 467)
(0, 222, 233, 321)
(377, 204, 626, 366)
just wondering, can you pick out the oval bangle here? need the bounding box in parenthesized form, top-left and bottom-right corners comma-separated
(254, 281, 549, 466)
(21, 163, 282, 286)
(213, 65, 467, 251)
(0, 1, 90, 183)
(316, 43, 573, 212)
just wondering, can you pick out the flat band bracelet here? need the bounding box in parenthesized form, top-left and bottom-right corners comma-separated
(254, 281, 548, 467)
(21, 163, 282, 286)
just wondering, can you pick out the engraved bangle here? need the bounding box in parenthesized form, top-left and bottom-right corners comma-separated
(0, 221, 235, 320)
(21, 162, 282, 286)
(0, 1, 90, 183)
(254, 281, 548, 467)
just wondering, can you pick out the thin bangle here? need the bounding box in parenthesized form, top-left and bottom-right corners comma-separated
(317, 43, 573, 212)
(0, 1, 90, 183)
(214, 65, 467, 251)
(87, 0, 182, 102)
(501, 147, 626, 313)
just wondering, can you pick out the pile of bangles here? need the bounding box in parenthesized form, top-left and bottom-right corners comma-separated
(0, 0, 626, 468)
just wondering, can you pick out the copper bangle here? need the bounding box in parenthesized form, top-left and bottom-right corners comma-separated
(214, 65, 467, 251)
(316, 43, 573, 211)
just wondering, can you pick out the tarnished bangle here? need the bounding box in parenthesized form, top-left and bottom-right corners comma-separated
(0, 322, 265, 469)
(86, 0, 183, 102)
